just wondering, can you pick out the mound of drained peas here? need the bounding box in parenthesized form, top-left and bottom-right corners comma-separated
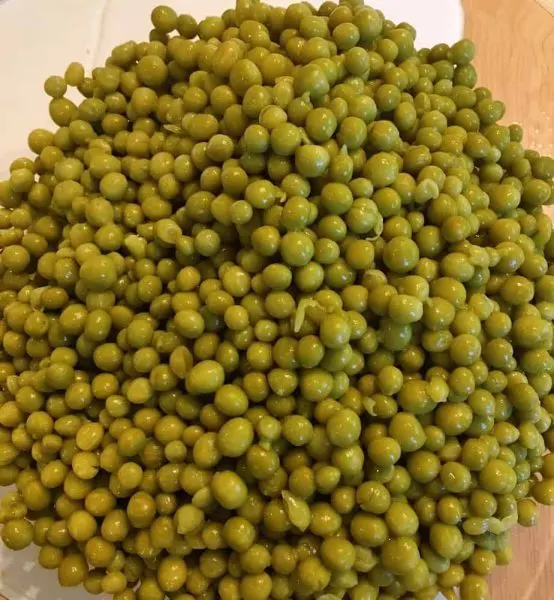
(0, 0, 553, 599)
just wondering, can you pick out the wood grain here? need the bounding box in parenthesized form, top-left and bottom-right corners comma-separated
(464, 0, 554, 231)
(463, 0, 554, 156)
(464, 1, 554, 598)
(536, 0, 554, 16)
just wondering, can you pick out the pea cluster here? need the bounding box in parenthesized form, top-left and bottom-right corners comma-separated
(0, 1, 553, 599)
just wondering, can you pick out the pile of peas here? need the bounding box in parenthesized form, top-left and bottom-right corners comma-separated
(0, 1, 553, 599)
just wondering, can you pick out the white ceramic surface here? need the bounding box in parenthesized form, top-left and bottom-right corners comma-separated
(0, 1, 463, 598)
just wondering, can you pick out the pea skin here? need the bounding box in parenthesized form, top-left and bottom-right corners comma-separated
(0, 2, 553, 600)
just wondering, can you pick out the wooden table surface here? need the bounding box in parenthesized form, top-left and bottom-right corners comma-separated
(0, 2, 552, 600)
(463, 0, 554, 598)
